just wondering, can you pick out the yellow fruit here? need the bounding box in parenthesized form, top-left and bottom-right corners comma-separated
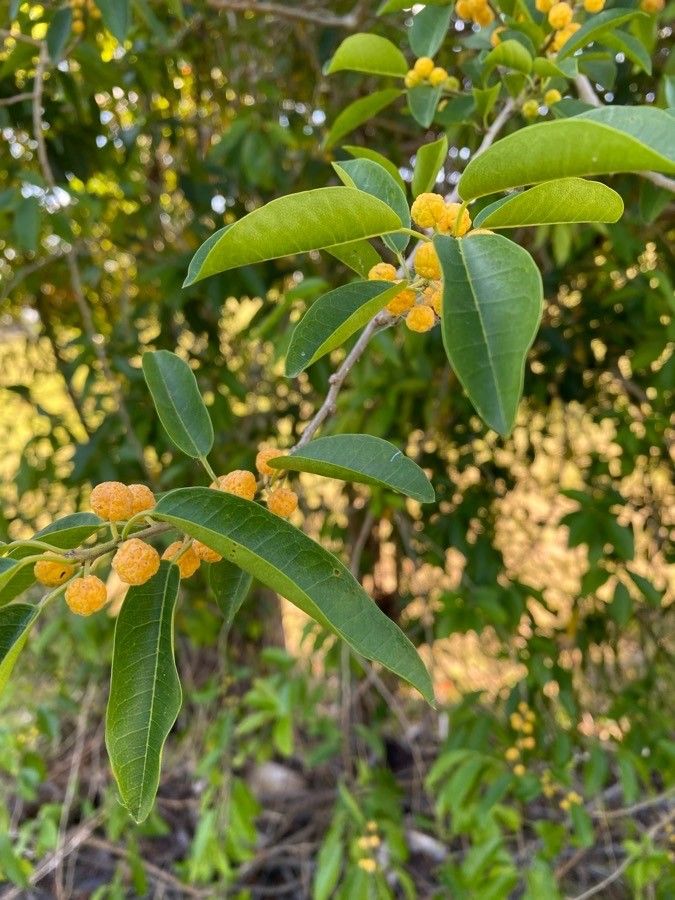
(422, 283, 442, 315)
(584, 0, 605, 10)
(267, 487, 298, 518)
(192, 540, 222, 563)
(467, 228, 495, 236)
(34, 559, 76, 587)
(640, 0, 664, 11)
(211, 470, 257, 501)
(455, 0, 473, 19)
(551, 21, 580, 50)
(544, 88, 562, 106)
(90, 482, 133, 522)
(414, 242, 441, 280)
(386, 287, 417, 316)
(367, 262, 397, 282)
(65, 575, 107, 616)
(491, 26, 505, 47)
(72, 19, 85, 34)
(128, 483, 156, 515)
(429, 66, 448, 87)
(404, 70, 421, 88)
(521, 99, 540, 118)
(405, 305, 436, 333)
(437, 202, 472, 236)
(535, 0, 555, 11)
(111, 538, 160, 586)
(513, 764, 526, 777)
(445, 75, 460, 92)
(410, 192, 446, 228)
(162, 541, 201, 578)
(505, 747, 520, 762)
(413, 57, 435, 79)
(255, 447, 284, 477)
(548, 2, 573, 29)
(473, 4, 495, 26)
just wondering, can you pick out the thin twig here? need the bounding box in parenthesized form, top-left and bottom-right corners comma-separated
(63, 522, 172, 563)
(0, 91, 35, 107)
(206, 0, 359, 29)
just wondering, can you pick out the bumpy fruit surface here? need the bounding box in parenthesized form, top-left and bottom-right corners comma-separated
(256, 447, 284, 477)
(404, 70, 421, 88)
(548, 2, 573, 28)
(437, 202, 472, 236)
(128, 483, 156, 515)
(551, 21, 580, 49)
(423, 283, 442, 315)
(211, 470, 257, 500)
(112, 539, 160, 586)
(162, 541, 201, 578)
(429, 66, 448, 87)
(455, 0, 473, 19)
(414, 242, 442, 280)
(406, 305, 436, 333)
(65, 576, 107, 616)
(413, 57, 435, 79)
(640, 0, 664, 11)
(193, 540, 222, 563)
(34, 559, 76, 587)
(544, 89, 562, 106)
(367, 262, 397, 282)
(90, 481, 133, 521)
(583, 0, 605, 10)
(522, 99, 540, 119)
(535, 0, 555, 11)
(386, 287, 417, 316)
(267, 487, 299, 518)
(410, 193, 446, 228)
(474, 4, 494, 25)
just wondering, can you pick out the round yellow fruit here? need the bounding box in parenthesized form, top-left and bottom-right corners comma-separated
(429, 66, 448, 87)
(192, 540, 222, 563)
(211, 470, 257, 501)
(255, 447, 284, 476)
(267, 487, 298, 518)
(161, 541, 201, 578)
(90, 481, 133, 522)
(414, 242, 442, 280)
(386, 287, 417, 316)
(437, 202, 472, 236)
(544, 89, 562, 106)
(65, 575, 107, 616)
(112, 538, 160, 586)
(410, 192, 446, 229)
(128, 483, 156, 515)
(367, 262, 397, 282)
(412, 57, 435, 79)
(548, 2, 573, 29)
(34, 559, 76, 587)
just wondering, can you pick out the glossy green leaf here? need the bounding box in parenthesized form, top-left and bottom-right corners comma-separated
(484, 39, 533, 76)
(435, 233, 543, 435)
(0, 604, 39, 695)
(412, 134, 448, 197)
(142, 350, 214, 459)
(154, 489, 434, 703)
(14, 196, 40, 253)
(327, 33, 408, 78)
(106, 563, 182, 823)
(557, 9, 646, 60)
(409, 5, 452, 57)
(472, 83, 501, 123)
(532, 57, 577, 79)
(285, 280, 406, 377)
(95, 0, 130, 42)
(325, 240, 382, 277)
(184, 188, 403, 284)
(267, 435, 435, 503)
(459, 106, 675, 199)
(333, 158, 409, 252)
(286, 281, 406, 378)
(208, 560, 252, 630)
(473, 178, 624, 228)
(47, 7, 72, 61)
(600, 31, 651, 76)
(325, 89, 402, 149)
(408, 84, 442, 128)
(343, 145, 406, 191)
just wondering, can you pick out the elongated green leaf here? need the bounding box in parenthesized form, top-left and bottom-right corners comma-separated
(106, 563, 182, 823)
(184, 225, 228, 286)
(435, 233, 543, 435)
(473, 178, 623, 228)
(0, 604, 39, 694)
(268, 435, 435, 503)
(154, 489, 434, 703)
(484, 39, 532, 76)
(333, 158, 409, 252)
(325, 89, 402, 149)
(142, 350, 213, 459)
(557, 9, 645, 60)
(184, 188, 403, 284)
(409, 5, 452, 57)
(412, 134, 448, 197)
(459, 106, 675, 199)
(325, 240, 382, 277)
(343, 145, 405, 191)
(208, 560, 252, 630)
(285, 280, 406, 377)
(95, 0, 130, 42)
(327, 33, 408, 78)
(408, 84, 442, 128)
(532, 56, 577, 79)
(47, 7, 72, 61)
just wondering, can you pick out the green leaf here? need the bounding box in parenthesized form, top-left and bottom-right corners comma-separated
(95, 0, 130, 42)
(412, 134, 449, 197)
(343, 145, 405, 191)
(472, 83, 501, 123)
(532, 56, 577, 78)
(47, 7, 72, 61)
(154, 489, 434, 703)
(435, 233, 543, 435)
(608, 582, 632, 627)
(268, 435, 435, 503)
(106, 563, 182, 823)
(0, 603, 39, 695)
(142, 350, 214, 459)
(325, 89, 403, 149)
(14, 196, 40, 253)
(285, 280, 406, 377)
(473, 178, 623, 228)
(459, 106, 675, 199)
(409, 5, 452, 57)
(332, 158, 409, 252)
(325, 240, 382, 277)
(184, 188, 403, 284)
(557, 9, 646, 60)
(327, 33, 408, 78)
(600, 31, 651, 76)
(208, 560, 252, 630)
(484, 39, 533, 76)
(408, 84, 442, 128)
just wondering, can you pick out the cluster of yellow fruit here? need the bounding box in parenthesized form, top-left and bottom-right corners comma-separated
(32, 451, 298, 616)
(455, 0, 495, 28)
(71, 0, 100, 35)
(521, 88, 562, 119)
(504, 701, 537, 775)
(404, 57, 457, 90)
(356, 821, 381, 874)
(559, 790, 583, 811)
(368, 262, 441, 334)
